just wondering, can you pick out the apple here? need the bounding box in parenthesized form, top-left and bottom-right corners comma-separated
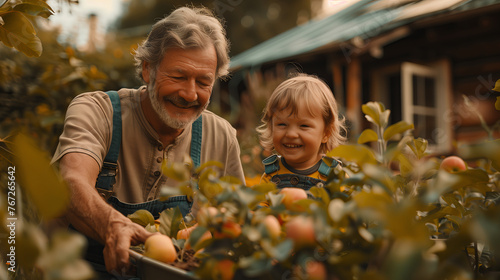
(305, 261, 327, 280)
(213, 259, 236, 280)
(440, 156, 466, 173)
(177, 223, 212, 250)
(280, 188, 308, 210)
(285, 215, 316, 248)
(177, 224, 197, 240)
(143, 234, 177, 263)
(263, 215, 281, 239)
(213, 220, 242, 239)
(293, 261, 327, 280)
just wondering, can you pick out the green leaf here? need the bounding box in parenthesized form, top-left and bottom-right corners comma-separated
(198, 169, 223, 200)
(363, 164, 396, 194)
(128, 209, 155, 227)
(459, 140, 500, 171)
(358, 129, 378, 144)
(493, 79, 500, 92)
(190, 226, 212, 251)
(273, 239, 294, 261)
(407, 138, 429, 159)
(446, 215, 463, 229)
(353, 191, 393, 212)
(383, 121, 414, 141)
(496, 96, 500, 111)
(441, 193, 466, 217)
(419, 206, 460, 224)
(328, 198, 345, 223)
(251, 182, 276, 194)
(17, 224, 47, 268)
(195, 160, 224, 174)
(12, 133, 69, 219)
(0, 11, 42, 57)
(362, 102, 390, 128)
(36, 231, 94, 279)
(327, 144, 378, 166)
(0, 136, 14, 164)
(158, 207, 183, 238)
(310, 186, 330, 205)
(13, 0, 54, 18)
(161, 160, 189, 182)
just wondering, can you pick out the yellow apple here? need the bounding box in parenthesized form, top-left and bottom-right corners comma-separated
(143, 234, 177, 263)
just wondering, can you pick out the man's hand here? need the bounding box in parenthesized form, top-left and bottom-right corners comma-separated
(103, 212, 155, 276)
(59, 153, 154, 276)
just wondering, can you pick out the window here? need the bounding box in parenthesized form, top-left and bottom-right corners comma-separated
(371, 60, 452, 154)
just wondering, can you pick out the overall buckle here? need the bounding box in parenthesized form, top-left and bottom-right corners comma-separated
(96, 188, 115, 201)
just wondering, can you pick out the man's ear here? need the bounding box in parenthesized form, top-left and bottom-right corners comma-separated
(142, 62, 151, 84)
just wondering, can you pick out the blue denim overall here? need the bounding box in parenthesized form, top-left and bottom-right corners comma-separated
(262, 155, 339, 191)
(80, 91, 202, 273)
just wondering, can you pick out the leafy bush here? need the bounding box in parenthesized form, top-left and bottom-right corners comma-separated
(137, 100, 500, 280)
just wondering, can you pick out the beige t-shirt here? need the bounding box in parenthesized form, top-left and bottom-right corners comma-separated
(51, 87, 245, 203)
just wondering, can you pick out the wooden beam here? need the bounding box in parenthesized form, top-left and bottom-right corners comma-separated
(331, 61, 344, 108)
(346, 57, 362, 136)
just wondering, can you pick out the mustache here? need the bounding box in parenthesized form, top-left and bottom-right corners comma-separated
(163, 95, 200, 107)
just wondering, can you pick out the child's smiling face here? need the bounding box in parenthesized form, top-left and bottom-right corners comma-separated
(272, 102, 328, 170)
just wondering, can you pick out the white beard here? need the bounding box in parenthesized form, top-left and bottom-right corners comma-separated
(147, 79, 209, 130)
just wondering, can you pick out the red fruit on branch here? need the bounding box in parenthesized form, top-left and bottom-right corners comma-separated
(440, 156, 467, 173)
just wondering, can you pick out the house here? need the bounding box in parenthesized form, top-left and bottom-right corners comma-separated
(225, 0, 500, 155)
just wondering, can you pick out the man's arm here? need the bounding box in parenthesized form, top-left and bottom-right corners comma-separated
(59, 153, 154, 275)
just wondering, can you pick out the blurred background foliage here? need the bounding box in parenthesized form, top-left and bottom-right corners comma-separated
(0, 0, 318, 156)
(0, 1, 319, 278)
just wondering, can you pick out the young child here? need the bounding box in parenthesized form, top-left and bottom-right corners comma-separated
(257, 74, 346, 190)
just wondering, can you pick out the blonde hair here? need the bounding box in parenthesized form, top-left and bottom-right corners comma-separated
(257, 74, 347, 154)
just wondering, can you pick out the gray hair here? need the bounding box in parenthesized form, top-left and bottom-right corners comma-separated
(134, 6, 230, 81)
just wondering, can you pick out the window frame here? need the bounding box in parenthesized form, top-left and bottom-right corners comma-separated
(371, 60, 453, 154)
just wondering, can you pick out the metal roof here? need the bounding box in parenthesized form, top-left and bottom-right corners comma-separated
(229, 0, 500, 71)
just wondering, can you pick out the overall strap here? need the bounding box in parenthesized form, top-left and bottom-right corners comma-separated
(262, 154, 280, 175)
(95, 91, 121, 200)
(318, 156, 340, 177)
(190, 116, 202, 168)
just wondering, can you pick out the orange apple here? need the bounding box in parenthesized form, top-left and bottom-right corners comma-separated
(440, 156, 466, 173)
(143, 234, 177, 263)
(177, 224, 197, 240)
(214, 220, 242, 239)
(213, 259, 236, 280)
(263, 215, 281, 239)
(280, 188, 308, 210)
(305, 261, 327, 280)
(177, 223, 212, 250)
(285, 215, 316, 248)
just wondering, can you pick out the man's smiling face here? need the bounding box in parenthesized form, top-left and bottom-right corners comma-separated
(143, 46, 217, 130)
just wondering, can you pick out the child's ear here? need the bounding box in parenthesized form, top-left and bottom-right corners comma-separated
(322, 129, 331, 143)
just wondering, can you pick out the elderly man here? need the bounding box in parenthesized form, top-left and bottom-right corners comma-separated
(51, 6, 245, 278)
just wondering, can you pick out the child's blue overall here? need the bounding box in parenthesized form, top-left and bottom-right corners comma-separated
(78, 91, 202, 273)
(262, 154, 339, 191)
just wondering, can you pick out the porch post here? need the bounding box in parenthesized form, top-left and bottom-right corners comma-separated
(346, 57, 362, 137)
